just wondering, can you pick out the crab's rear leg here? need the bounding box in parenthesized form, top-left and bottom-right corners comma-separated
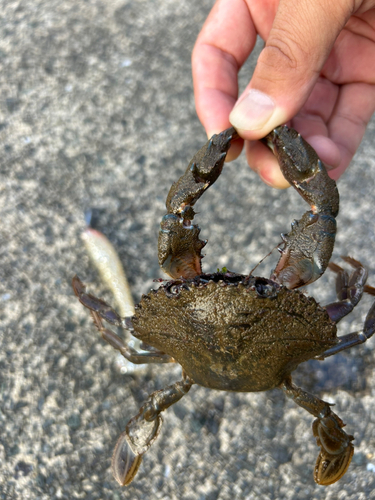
(263, 126, 339, 289)
(158, 127, 238, 279)
(112, 372, 193, 485)
(72, 275, 174, 364)
(314, 257, 375, 359)
(325, 257, 370, 323)
(317, 289, 375, 360)
(281, 376, 354, 486)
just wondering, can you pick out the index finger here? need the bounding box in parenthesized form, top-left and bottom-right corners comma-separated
(192, 0, 260, 136)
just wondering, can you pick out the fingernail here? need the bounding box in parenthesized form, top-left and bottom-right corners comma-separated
(230, 89, 275, 131)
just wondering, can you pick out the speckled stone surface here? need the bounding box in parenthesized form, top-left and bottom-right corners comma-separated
(1, 1, 375, 499)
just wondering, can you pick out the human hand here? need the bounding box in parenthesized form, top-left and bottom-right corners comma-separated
(192, 0, 375, 188)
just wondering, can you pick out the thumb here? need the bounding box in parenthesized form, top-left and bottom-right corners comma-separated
(230, 0, 353, 138)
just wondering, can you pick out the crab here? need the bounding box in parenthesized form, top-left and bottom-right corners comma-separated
(73, 125, 375, 487)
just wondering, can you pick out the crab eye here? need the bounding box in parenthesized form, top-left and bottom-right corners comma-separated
(165, 282, 190, 297)
(165, 284, 181, 297)
(253, 278, 278, 298)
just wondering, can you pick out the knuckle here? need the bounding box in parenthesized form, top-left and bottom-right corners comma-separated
(265, 26, 314, 71)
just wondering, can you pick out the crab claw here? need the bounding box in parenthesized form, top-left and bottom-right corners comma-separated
(312, 413, 354, 485)
(264, 126, 339, 289)
(158, 213, 205, 278)
(158, 127, 238, 279)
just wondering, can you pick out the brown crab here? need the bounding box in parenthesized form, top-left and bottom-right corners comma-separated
(72, 125, 375, 487)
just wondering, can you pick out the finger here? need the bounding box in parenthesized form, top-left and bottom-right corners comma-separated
(291, 77, 341, 168)
(322, 19, 375, 85)
(245, 131, 341, 189)
(246, 77, 342, 188)
(192, 0, 257, 136)
(291, 78, 341, 169)
(230, 0, 353, 138)
(225, 137, 244, 162)
(328, 82, 375, 179)
(245, 140, 291, 188)
(291, 77, 339, 135)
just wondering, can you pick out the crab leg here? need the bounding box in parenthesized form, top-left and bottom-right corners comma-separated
(158, 127, 238, 279)
(325, 257, 369, 323)
(281, 376, 354, 486)
(313, 257, 375, 359)
(111, 372, 193, 486)
(72, 275, 174, 364)
(263, 126, 339, 289)
(317, 294, 375, 360)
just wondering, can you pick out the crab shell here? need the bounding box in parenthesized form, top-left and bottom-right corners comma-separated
(131, 272, 337, 392)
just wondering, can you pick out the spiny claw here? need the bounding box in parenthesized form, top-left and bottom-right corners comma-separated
(312, 413, 354, 485)
(270, 211, 337, 288)
(264, 126, 339, 289)
(165, 127, 237, 215)
(159, 127, 237, 279)
(263, 126, 339, 216)
(158, 214, 205, 278)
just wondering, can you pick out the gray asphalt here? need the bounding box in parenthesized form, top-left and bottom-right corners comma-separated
(1, 1, 375, 499)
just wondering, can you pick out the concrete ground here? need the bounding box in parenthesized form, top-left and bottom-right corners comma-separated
(1, 1, 375, 499)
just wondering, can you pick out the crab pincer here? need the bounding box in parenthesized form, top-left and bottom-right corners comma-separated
(263, 126, 339, 289)
(158, 127, 238, 279)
